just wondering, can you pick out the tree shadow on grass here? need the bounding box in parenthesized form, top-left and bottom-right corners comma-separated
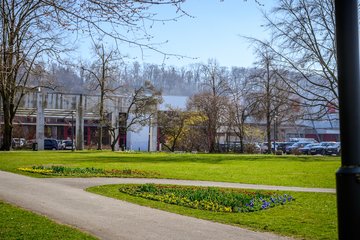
(62, 152, 338, 164)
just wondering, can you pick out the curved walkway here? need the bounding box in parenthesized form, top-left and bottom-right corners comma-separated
(0, 171, 334, 240)
(44, 177, 336, 193)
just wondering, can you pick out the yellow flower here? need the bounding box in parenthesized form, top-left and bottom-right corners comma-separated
(18, 168, 53, 174)
(224, 207, 232, 212)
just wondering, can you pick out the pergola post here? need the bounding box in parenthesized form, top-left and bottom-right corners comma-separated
(36, 90, 44, 150)
(76, 94, 84, 150)
(335, 1, 360, 239)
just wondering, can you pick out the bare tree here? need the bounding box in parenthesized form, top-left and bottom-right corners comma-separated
(227, 67, 257, 153)
(82, 43, 123, 150)
(108, 81, 162, 152)
(248, 47, 297, 153)
(0, 0, 186, 150)
(188, 60, 230, 152)
(257, 0, 337, 118)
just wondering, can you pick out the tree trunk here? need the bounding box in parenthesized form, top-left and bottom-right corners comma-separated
(162, 143, 173, 152)
(266, 114, 272, 154)
(239, 132, 244, 154)
(97, 92, 104, 150)
(110, 131, 121, 152)
(1, 101, 14, 151)
(265, 60, 272, 154)
(1, 120, 13, 151)
(110, 134, 116, 151)
(170, 131, 182, 152)
(208, 126, 217, 153)
(97, 125, 103, 150)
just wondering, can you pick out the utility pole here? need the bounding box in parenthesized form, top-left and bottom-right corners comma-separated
(334, 1, 360, 239)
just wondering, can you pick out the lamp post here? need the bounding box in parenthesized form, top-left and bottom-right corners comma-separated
(334, 1, 360, 239)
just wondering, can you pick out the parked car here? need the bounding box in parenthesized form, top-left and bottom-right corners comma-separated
(309, 142, 337, 155)
(298, 143, 319, 155)
(63, 140, 75, 150)
(44, 138, 59, 150)
(57, 140, 66, 150)
(12, 138, 26, 148)
(260, 142, 268, 153)
(288, 138, 317, 143)
(277, 142, 294, 153)
(325, 142, 341, 156)
(285, 141, 313, 154)
(260, 142, 279, 153)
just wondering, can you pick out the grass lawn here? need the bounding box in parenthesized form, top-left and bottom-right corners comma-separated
(0, 201, 97, 240)
(0, 151, 339, 239)
(0, 151, 339, 188)
(87, 184, 337, 240)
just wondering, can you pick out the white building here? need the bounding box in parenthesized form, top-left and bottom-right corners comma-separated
(126, 96, 188, 151)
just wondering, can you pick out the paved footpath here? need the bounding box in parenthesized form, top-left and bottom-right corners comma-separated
(0, 171, 334, 240)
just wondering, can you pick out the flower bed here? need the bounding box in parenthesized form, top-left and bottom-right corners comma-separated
(18, 166, 159, 178)
(119, 184, 294, 213)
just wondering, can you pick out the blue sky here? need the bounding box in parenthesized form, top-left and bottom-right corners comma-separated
(76, 0, 276, 68)
(132, 0, 276, 68)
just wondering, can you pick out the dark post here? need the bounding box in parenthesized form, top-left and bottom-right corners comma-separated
(148, 116, 151, 152)
(335, 1, 360, 239)
(273, 117, 277, 154)
(71, 111, 74, 151)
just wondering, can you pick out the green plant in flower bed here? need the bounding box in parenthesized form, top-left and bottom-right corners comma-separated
(119, 184, 294, 213)
(18, 166, 159, 178)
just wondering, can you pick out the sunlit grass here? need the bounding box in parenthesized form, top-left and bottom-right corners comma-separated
(0, 151, 339, 188)
(0, 201, 97, 240)
(88, 184, 337, 240)
(0, 151, 339, 239)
